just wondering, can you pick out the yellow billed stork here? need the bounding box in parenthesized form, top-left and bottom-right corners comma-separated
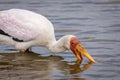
(0, 9, 95, 62)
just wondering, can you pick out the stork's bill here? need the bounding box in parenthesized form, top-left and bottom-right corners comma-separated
(70, 37, 95, 63)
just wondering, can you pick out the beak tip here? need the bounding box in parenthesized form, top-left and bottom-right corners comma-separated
(91, 59, 96, 63)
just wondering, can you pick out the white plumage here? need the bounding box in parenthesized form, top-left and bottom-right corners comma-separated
(0, 9, 95, 62)
(0, 9, 70, 52)
(0, 9, 54, 41)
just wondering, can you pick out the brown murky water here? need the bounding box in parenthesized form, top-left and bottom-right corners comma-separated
(0, 52, 94, 80)
(0, 0, 120, 80)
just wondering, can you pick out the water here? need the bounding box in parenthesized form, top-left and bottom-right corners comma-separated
(0, 0, 120, 80)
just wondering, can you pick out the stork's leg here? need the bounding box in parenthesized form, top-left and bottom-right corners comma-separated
(19, 48, 31, 53)
(25, 48, 32, 52)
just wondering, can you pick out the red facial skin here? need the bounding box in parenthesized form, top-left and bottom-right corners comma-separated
(70, 37, 80, 53)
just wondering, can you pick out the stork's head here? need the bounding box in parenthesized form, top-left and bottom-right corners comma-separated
(47, 35, 95, 62)
(66, 35, 95, 63)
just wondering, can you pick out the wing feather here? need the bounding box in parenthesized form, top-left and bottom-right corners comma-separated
(0, 9, 42, 41)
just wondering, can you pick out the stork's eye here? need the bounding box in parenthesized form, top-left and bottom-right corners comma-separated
(71, 42, 74, 45)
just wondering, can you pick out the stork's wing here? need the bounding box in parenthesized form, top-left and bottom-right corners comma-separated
(0, 9, 43, 41)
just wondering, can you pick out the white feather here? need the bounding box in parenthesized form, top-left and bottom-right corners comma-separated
(0, 9, 74, 52)
(0, 9, 55, 41)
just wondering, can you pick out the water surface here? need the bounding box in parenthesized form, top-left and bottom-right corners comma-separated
(0, 0, 120, 80)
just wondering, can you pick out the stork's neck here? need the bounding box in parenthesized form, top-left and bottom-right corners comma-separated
(47, 35, 70, 53)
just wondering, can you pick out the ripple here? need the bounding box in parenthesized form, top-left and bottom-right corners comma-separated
(0, 0, 120, 80)
(0, 1, 20, 4)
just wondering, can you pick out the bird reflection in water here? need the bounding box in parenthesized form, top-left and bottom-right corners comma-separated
(0, 51, 93, 80)
(69, 60, 93, 74)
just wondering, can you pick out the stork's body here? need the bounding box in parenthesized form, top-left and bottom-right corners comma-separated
(0, 9, 57, 52)
(0, 9, 95, 62)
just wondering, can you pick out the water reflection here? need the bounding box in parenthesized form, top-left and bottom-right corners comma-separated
(0, 52, 93, 80)
(70, 61, 93, 74)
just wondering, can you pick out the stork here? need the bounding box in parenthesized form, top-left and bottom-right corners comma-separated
(0, 9, 95, 62)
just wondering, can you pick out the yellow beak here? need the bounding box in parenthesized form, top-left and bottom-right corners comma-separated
(74, 44, 95, 63)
